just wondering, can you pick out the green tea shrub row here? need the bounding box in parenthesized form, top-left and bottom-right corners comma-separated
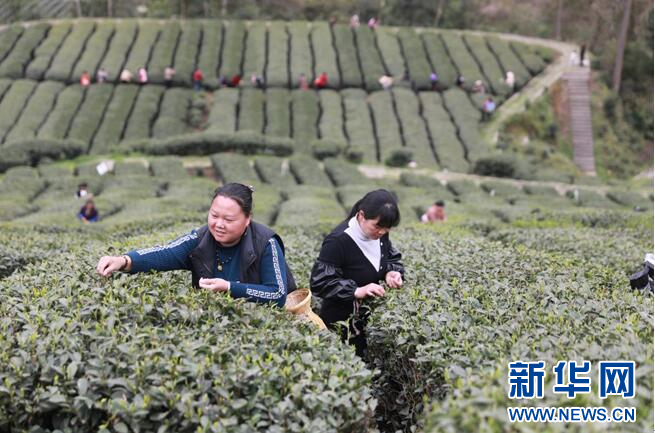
(4, 81, 63, 142)
(45, 21, 95, 82)
(322, 158, 368, 187)
(238, 87, 265, 133)
(265, 88, 291, 137)
(0, 138, 85, 172)
(392, 87, 435, 166)
(442, 88, 486, 161)
(291, 90, 319, 145)
(310, 23, 340, 89)
(152, 87, 192, 138)
(419, 91, 468, 172)
(342, 88, 376, 163)
(288, 22, 313, 87)
(0, 79, 37, 143)
(265, 22, 289, 87)
(149, 22, 182, 83)
(25, 22, 72, 80)
(332, 24, 362, 88)
(369, 90, 403, 163)
(354, 26, 386, 91)
(463, 34, 509, 99)
(421, 32, 457, 89)
(71, 22, 114, 81)
(253, 156, 296, 187)
(123, 22, 161, 74)
(67, 84, 113, 145)
(317, 89, 346, 143)
(149, 156, 188, 178)
(37, 84, 84, 140)
(439, 32, 484, 92)
(102, 21, 137, 82)
(122, 85, 166, 141)
(511, 41, 546, 75)
(91, 85, 140, 154)
(376, 28, 405, 78)
(289, 155, 332, 187)
(242, 22, 266, 80)
(207, 88, 238, 133)
(397, 29, 432, 90)
(0, 23, 49, 79)
(485, 37, 531, 88)
(123, 129, 293, 157)
(0, 26, 24, 64)
(196, 21, 223, 88)
(219, 21, 246, 80)
(211, 152, 259, 185)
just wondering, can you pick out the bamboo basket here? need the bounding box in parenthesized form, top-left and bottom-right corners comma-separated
(285, 289, 326, 330)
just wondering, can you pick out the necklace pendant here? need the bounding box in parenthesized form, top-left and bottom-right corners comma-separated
(217, 261, 223, 272)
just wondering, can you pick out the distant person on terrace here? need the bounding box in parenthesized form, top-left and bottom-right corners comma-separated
(96, 183, 296, 308)
(96, 67, 108, 83)
(164, 66, 175, 87)
(421, 200, 446, 223)
(78, 199, 98, 223)
(193, 68, 204, 90)
(120, 68, 133, 83)
(314, 72, 328, 89)
(298, 73, 309, 90)
(80, 71, 91, 87)
(483, 97, 496, 120)
(138, 67, 148, 84)
(310, 189, 404, 357)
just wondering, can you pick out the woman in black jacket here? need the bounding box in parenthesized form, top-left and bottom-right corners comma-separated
(310, 189, 404, 357)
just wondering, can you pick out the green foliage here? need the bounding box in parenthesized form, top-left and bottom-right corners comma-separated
(323, 157, 368, 187)
(317, 89, 346, 143)
(565, 188, 620, 208)
(385, 149, 412, 168)
(472, 153, 519, 178)
(207, 88, 239, 133)
(442, 87, 486, 161)
(91, 84, 140, 154)
(262, 88, 290, 137)
(511, 41, 546, 75)
(288, 21, 313, 88)
(38, 84, 85, 140)
(152, 87, 192, 138)
(332, 24, 362, 88)
(392, 87, 435, 166)
(0, 23, 48, 79)
(0, 138, 85, 172)
(242, 22, 266, 80)
(124, 130, 294, 158)
(45, 21, 95, 82)
(421, 32, 457, 90)
(463, 34, 508, 100)
(354, 26, 385, 91)
(342, 88, 376, 163)
(123, 85, 166, 141)
(238, 87, 265, 133)
(149, 156, 187, 178)
(0, 79, 37, 142)
(310, 22, 340, 89)
(211, 152, 259, 185)
(291, 90, 319, 146)
(71, 22, 114, 82)
(149, 22, 182, 84)
(123, 22, 161, 74)
(439, 32, 484, 92)
(397, 29, 431, 90)
(289, 155, 332, 187)
(311, 139, 344, 160)
(196, 21, 223, 88)
(4, 81, 64, 142)
(266, 21, 289, 87)
(0, 26, 24, 64)
(25, 22, 72, 80)
(606, 190, 651, 210)
(369, 90, 403, 163)
(376, 27, 405, 78)
(418, 91, 468, 172)
(253, 156, 296, 187)
(101, 20, 138, 82)
(219, 21, 246, 80)
(67, 84, 113, 145)
(485, 36, 531, 89)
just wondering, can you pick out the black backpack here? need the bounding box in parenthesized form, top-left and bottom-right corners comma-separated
(629, 254, 654, 292)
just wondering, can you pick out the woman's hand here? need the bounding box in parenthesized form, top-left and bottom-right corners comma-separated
(96, 255, 130, 277)
(385, 271, 403, 289)
(354, 283, 385, 299)
(199, 278, 230, 293)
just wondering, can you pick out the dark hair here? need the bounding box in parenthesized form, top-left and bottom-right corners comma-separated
(213, 183, 254, 215)
(347, 189, 400, 228)
(435, 200, 445, 207)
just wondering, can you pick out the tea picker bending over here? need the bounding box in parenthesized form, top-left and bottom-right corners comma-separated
(96, 183, 296, 307)
(310, 189, 405, 357)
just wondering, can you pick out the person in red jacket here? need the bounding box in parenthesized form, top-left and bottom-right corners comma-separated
(314, 72, 328, 89)
(192, 68, 204, 90)
(80, 71, 91, 87)
(230, 74, 241, 87)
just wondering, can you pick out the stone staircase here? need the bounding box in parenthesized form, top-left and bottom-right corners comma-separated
(563, 69, 596, 175)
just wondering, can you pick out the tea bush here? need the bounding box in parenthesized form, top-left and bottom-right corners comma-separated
(25, 22, 71, 80)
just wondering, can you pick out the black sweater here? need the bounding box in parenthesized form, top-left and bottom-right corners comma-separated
(310, 220, 404, 325)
